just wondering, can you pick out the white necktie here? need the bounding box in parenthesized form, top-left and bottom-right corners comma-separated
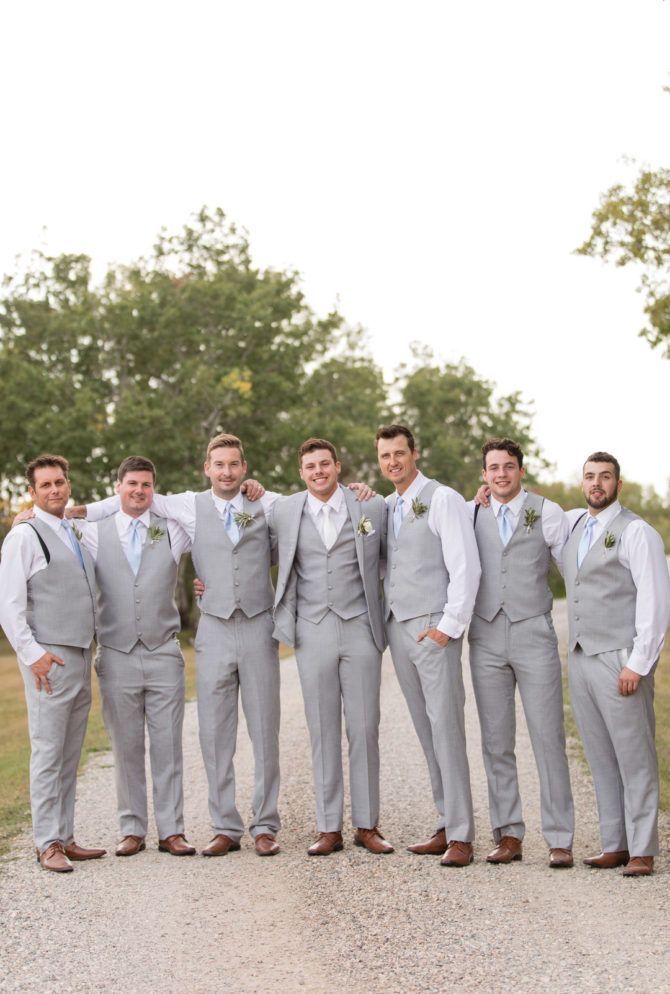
(498, 505, 513, 546)
(577, 515, 598, 568)
(61, 519, 85, 570)
(393, 496, 404, 538)
(223, 502, 240, 545)
(126, 519, 143, 575)
(321, 505, 337, 549)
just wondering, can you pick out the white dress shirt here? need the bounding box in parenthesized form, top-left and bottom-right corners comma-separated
(389, 471, 481, 639)
(467, 489, 569, 574)
(75, 508, 190, 564)
(306, 487, 347, 547)
(566, 501, 670, 675)
(0, 507, 84, 667)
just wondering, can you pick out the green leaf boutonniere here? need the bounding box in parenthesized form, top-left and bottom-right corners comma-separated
(523, 508, 539, 534)
(411, 497, 428, 519)
(233, 510, 255, 530)
(357, 514, 374, 536)
(72, 524, 83, 542)
(148, 526, 165, 545)
(603, 531, 616, 550)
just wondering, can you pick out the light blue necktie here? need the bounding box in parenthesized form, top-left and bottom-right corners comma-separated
(498, 505, 513, 546)
(577, 515, 598, 568)
(126, 519, 143, 576)
(223, 502, 240, 545)
(61, 519, 85, 570)
(393, 495, 404, 538)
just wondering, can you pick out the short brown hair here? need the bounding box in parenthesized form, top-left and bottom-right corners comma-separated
(117, 456, 156, 483)
(206, 433, 245, 462)
(298, 437, 338, 464)
(26, 454, 69, 488)
(482, 438, 524, 470)
(375, 424, 415, 451)
(584, 451, 620, 481)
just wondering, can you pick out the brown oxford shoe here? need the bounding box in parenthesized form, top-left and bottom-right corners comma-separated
(583, 850, 629, 869)
(549, 848, 574, 868)
(486, 836, 522, 864)
(36, 841, 73, 873)
(115, 835, 146, 857)
(406, 829, 447, 855)
(158, 834, 196, 856)
(255, 833, 280, 856)
(622, 856, 654, 877)
(440, 840, 474, 867)
(307, 831, 344, 856)
(63, 841, 107, 861)
(354, 827, 394, 855)
(202, 834, 241, 857)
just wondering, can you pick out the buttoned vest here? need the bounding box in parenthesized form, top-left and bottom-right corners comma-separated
(564, 507, 639, 655)
(384, 480, 448, 622)
(473, 492, 552, 622)
(294, 505, 367, 623)
(95, 513, 180, 652)
(192, 491, 273, 619)
(24, 519, 96, 648)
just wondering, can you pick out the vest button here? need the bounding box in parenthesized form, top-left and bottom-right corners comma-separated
(235, 582, 240, 587)
(501, 568, 507, 573)
(327, 569, 333, 574)
(135, 599, 140, 604)
(328, 585, 333, 590)
(392, 564, 397, 569)
(234, 565, 239, 570)
(328, 601, 333, 607)
(233, 550, 238, 555)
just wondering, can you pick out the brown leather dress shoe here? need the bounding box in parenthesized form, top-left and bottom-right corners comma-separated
(549, 847, 574, 868)
(406, 829, 447, 855)
(307, 831, 344, 856)
(158, 834, 196, 856)
(255, 833, 280, 856)
(115, 835, 146, 857)
(37, 841, 73, 873)
(622, 856, 654, 877)
(583, 850, 629, 869)
(440, 840, 474, 867)
(486, 836, 522, 864)
(202, 834, 241, 857)
(63, 841, 107, 861)
(354, 827, 394, 854)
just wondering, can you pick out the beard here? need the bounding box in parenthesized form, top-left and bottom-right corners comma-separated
(585, 489, 617, 510)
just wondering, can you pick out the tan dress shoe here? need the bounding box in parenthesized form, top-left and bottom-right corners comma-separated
(486, 836, 522, 864)
(622, 856, 654, 877)
(354, 827, 394, 854)
(255, 833, 280, 856)
(307, 831, 344, 856)
(440, 840, 474, 867)
(158, 834, 196, 856)
(549, 847, 574, 868)
(63, 841, 107, 861)
(37, 841, 73, 873)
(202, 834, 241, 857)
(583, 850, 629, 869)
(406, 829, 447, 855)
(115, 835, 146, 857)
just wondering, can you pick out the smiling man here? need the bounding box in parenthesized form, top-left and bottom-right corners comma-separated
(564, 452, 670, 876)
(469, 438, 574, 869)
(0, 455, 103, 872)
(271, 438, 390, 856)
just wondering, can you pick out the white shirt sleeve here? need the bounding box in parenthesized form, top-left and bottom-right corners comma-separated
(0, 527, 48, 666)
(428, 487, 482, 638)
(85, 494, 120, 521)
(540, 498, 570, 575)
(618, 520, 670, 676)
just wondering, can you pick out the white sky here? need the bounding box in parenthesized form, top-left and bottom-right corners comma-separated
(2, 0, 669, 493)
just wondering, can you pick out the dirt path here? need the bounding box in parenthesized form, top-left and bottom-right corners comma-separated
(1, 603, 669, 994)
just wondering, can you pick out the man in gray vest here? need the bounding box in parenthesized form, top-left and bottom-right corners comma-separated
(271, 438, 392, 856)
(0, 454, 104, 872)
(376, 425, 481, 866)
(469, 438, 574, 868)
(564, 452, 670, 876)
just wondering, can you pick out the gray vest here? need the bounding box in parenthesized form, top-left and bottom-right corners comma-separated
(473, 492, 552, 622)
(95, 513, 180, 652)
(384, 480, 448, 622)
(192, 491, 274, 619)
(564, 507, 639, 655)
(294, 505, 368, 623)
(24, 519, 96, 649)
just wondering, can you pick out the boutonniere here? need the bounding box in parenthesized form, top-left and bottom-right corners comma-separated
(523, 508, 539, 534)
(603, 531, 616, 553)
(71, 524, 83, 542)
(148, 526, 165, 544)
(357, 514, 375, 537)
(411, 497, 428, 519)
(233, 510, 255, 529)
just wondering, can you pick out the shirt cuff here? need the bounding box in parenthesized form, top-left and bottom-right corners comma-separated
(436, 613, 465, 640)
(20, 642, 47, 667)
(625, 651, 654, 678)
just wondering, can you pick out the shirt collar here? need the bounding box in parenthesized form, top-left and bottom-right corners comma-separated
(587, 499, 621, 529)
(490, 489, 527, 518)
(117, 508, 152, 531)
(396, 471, 428, 506)
(307, 486, 344, 517)
(211, 489, 244, 513)
(34, 506, 67, 533)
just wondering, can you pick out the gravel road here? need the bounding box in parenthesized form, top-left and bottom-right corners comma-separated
(1, 602, 669, 994)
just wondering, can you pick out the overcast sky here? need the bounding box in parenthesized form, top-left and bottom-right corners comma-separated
(2, 0, 669, 493)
